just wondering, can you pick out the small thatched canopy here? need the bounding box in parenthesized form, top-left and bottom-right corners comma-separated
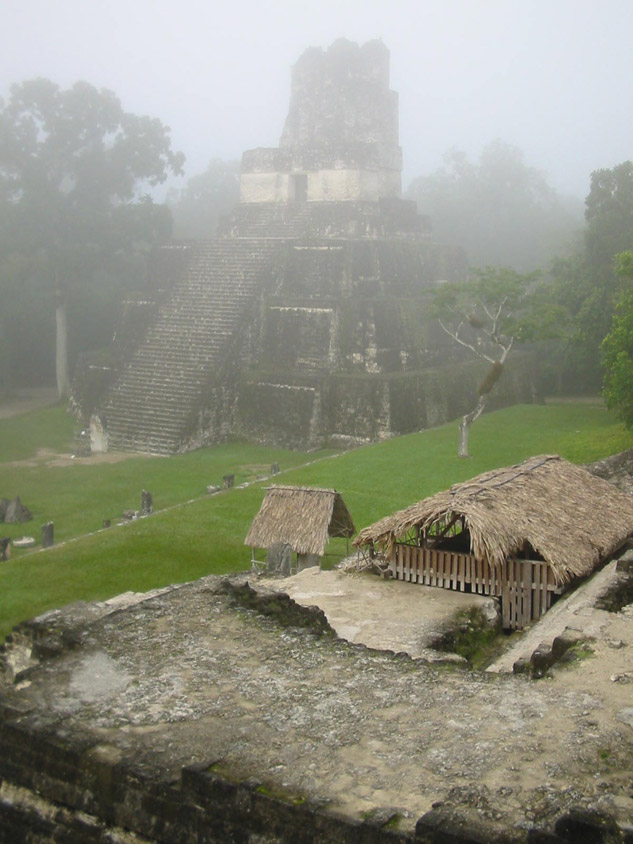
(245, 485, 356, 557)
(354, 455, 633, 585)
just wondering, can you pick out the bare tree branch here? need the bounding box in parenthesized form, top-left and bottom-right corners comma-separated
(438, 318, 496, 364)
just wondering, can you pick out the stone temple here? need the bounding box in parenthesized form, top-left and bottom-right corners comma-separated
(86, 39, 530, 455)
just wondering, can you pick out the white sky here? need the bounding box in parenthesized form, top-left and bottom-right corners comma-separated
(1, 0, 631, 198)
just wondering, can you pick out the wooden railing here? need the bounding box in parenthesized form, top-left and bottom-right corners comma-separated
(391, 544, 558, 630)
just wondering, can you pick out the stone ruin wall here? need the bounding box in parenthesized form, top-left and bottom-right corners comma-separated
(240, 39, 402, 204)
(235, 354, 536, 450)
(1, 578, 630, 844)
(83, 38, 538, 456)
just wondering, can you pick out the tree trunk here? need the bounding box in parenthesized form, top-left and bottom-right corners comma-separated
(458, 395, 487, 458)
(0, 319, 12, 400)
(55, 288, 70, 400)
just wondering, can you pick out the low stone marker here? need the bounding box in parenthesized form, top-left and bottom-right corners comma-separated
(13, 536, 36, 548)
(271, 462, 280, 475)
(122, 510, 139, 521)
(222, 474, 235, 489)
(102, 519, 111, 529)
(89, 414, 109, 454)
(141, 490, 153, 516)
(0, 538, 10, 561)
(206, 485, 221, 495)
(41, 522, 54, 549)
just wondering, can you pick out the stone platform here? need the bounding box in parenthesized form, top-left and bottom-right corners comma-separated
(1, 575, 633, 842)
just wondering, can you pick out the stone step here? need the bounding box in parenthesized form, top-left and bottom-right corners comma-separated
(101, 237, 277, 454)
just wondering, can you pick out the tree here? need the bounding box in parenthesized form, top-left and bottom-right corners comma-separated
(0, 78, 184, 398)
(547, 161, 633, 393)
(601, 252, 633, 428)
(168, 159, 239, 238)
(585, 162, 633, 269)
(433, 267, 558, 457)
(407, 140, 582, 272)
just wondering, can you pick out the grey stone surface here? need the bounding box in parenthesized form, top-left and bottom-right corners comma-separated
(1, 575, 632, 841)
(617, 708, 633, 728)
(11, 536, 35, 548)
(40, 521, 54, 548)
(3, 496, 32, 524)
(141, 489, 153, 516)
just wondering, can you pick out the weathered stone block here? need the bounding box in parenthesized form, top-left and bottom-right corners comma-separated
(41, 522, 54, 549)
(4, 497, 32, 524)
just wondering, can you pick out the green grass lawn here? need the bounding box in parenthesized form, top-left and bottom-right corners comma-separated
(0, 405, 335, 543)
(1, 400, 631, 642)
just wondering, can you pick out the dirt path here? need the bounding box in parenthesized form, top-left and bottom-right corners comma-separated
(0, 387, 59, 419)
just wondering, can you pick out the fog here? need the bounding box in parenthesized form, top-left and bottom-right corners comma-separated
(2, 0, 632, 199)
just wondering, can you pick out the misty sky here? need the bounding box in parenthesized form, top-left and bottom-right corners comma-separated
(2, 0, 631, 199)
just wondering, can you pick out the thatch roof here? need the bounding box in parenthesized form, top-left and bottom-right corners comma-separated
(354, 455, 633, 585)
(245, 485, 356, 557)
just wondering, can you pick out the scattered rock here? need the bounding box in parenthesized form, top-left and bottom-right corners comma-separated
(12, 536, 35, 548)
(617, 709, 633, 728)
(3, 496, 32, 524)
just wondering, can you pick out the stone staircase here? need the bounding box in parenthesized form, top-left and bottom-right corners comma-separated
(101, 239, 276, 454)
(222, 202, 319, 238)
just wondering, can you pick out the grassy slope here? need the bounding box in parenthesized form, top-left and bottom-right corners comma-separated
(1, 401, 631, 642)
(0, 406, 334, 543)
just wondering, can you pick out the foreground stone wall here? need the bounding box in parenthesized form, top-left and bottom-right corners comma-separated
(1, 578, 631, 843)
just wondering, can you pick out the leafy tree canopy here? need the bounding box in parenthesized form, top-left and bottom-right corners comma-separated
(585, 161, 633, 272)
(407, 140, 582, 272)
(0, 77, 184, 265)
(432, 266, 564, 456)
(601, 251, 633, 428)
(0, 78, 184, 394)
(168, 159, 239, 238)
(547, 161, 633, 392)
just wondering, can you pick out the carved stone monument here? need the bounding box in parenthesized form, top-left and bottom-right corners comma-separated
(141, 490, 153, 516)
(41, 522, 54, 549)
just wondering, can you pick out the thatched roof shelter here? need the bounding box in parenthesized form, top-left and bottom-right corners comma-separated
(354, 455, 633, 585)
(245, 485, 356, 557)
